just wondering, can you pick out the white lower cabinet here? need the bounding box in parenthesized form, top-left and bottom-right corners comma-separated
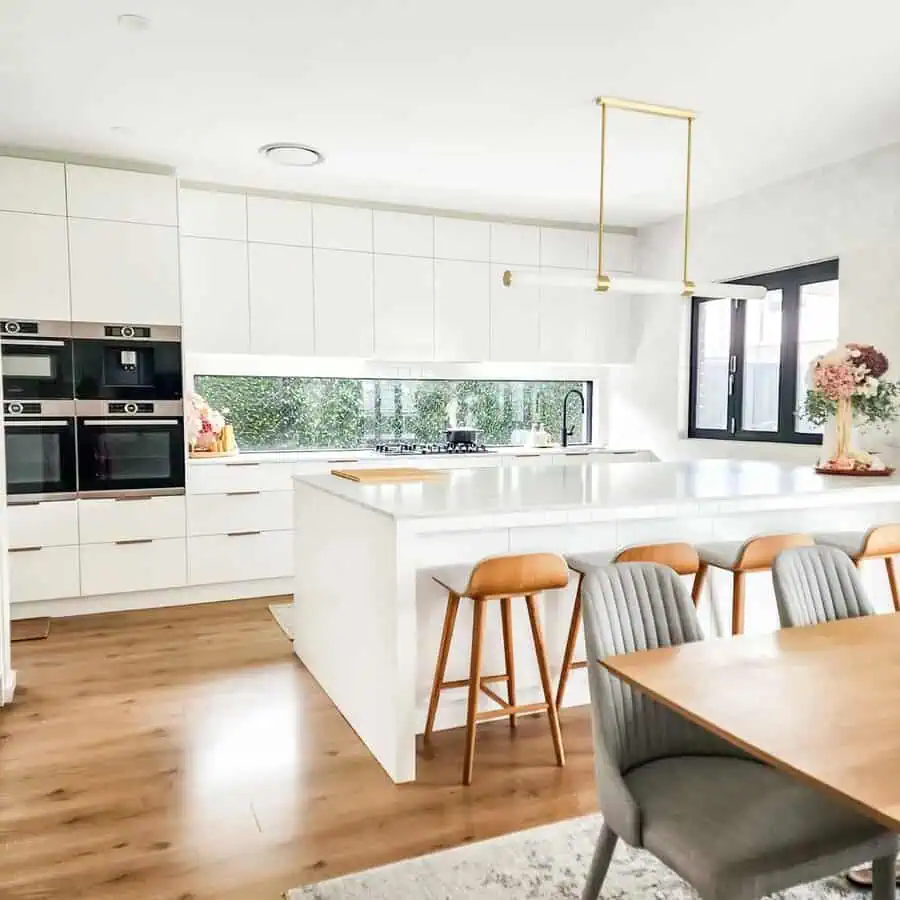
(79, 495, 186, 544)
(187, 460, 295, 495)
(9, 546, 80, 603)
(8, 500, 78, 549)
(189, 530, 293, 585)
(188, 491, 292, 536)
(79, 538, 187, 596)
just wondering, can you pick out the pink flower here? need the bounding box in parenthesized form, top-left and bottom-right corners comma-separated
(812, 361, 857, 400)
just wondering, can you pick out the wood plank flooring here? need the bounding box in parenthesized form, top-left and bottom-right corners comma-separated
(1, 598, 598, 900)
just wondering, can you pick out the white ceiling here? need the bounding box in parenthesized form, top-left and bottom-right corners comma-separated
(3, 0, 900, 226)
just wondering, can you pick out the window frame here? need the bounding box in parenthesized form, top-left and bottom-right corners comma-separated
(688, 259, 839, 445)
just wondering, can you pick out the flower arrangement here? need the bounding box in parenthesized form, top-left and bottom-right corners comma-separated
(186, 392, 237, 455)
(801, 343, 900, 473)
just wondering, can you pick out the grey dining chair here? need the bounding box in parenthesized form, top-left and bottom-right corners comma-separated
(580, 561, 898, 900)
(773, 544, 875, 628)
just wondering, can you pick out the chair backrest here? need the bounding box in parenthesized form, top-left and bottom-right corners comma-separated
(736, 532, 814, 570)
(863, 524, 900, 557)
(773, 545, 875, 628)
(466, 552, 569, 599)
(580, 562, 736, 843)
(613, 541, 700, 575)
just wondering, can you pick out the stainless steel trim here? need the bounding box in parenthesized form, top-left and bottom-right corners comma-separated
(1, 320, 73, 338)
(75, 399, 184, 416)
(5, 420, 69, 427)
(4, 399, 76, 418)
(70, 321, 182, 342)
(8, 492, 77, 505)
(77, 487, 185, 500)
(115, 538, 154, 545)
(81, 419, 180, 426)
(9, 545, 43, 553)
(227, 530, 261, 537)
(1, 338, 67, 348)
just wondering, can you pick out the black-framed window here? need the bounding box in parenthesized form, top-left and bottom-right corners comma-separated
(688, 259, 839, 444)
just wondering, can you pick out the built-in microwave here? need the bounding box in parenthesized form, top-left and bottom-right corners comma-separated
(75, 399, 185, 498)
(1, 320, 75, 400)
(72, 323, 182, 401)
(4, 400, 78, 502)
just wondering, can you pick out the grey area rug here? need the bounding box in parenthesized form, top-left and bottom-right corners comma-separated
(269, 602, 293, 639)
(287, 814, 863, 899)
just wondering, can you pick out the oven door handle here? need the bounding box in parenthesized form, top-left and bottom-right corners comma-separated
(6, 420, 70, 427)
(81, 419, 181, 426)
(1, 339, 67, 347)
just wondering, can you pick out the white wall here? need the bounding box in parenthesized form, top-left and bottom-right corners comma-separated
(613, 140, 900, 464)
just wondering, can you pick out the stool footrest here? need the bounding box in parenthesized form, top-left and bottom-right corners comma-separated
(475, 701, 548, 723)
(442, 673, 509, 690)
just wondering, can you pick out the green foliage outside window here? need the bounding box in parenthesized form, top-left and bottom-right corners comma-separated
(194, 376, 589, 452)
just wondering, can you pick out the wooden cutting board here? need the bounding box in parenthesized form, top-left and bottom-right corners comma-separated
(331, 467, 445, 483)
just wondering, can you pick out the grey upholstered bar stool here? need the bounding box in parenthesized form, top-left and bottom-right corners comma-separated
(814, 524, 900, 612)
(579, 561, 898, 900)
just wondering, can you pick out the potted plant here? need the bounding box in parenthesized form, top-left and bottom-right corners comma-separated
(186, 392, 238, 457)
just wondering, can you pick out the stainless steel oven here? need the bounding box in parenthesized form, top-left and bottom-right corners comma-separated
(4, 400, 77, 502)
(73, 322, 182, 401)
(75, 400, 185, 498)
(1, 320, 75, 400)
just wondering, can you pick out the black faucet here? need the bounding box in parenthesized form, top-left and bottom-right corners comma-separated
(560, 388, 586, 448)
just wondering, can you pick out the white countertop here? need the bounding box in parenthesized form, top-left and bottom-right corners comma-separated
(295, 459, 900, 522)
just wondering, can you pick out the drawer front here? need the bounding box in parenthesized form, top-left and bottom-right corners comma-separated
(188, 491, 292, 537)
(9, 546, 80, 603)
(79, 495, 187, 544)
(188, 461, 295, 494)
(189, 531, 292, 585)
(8, 500, 78, 549)
(80, 538, 187, 596)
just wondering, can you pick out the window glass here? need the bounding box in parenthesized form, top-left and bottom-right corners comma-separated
(796, 280, 840, 434)
(741, 290, 783, 432)
(693, 298, 731, 430)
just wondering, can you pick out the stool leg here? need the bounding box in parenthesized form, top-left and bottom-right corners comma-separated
(691, 562, 708, 608)
(525, 594, 566, 768)
(424, 591, 460, 743)
(462, 598, 486, 786)
(732, 571, 746, 636)
(500, 596, 517, 730)
(556, 574, 583, 711)
(885, 557, 900, 612)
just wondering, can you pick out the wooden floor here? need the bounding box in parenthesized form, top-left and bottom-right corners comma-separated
(1, 598, 598, 900)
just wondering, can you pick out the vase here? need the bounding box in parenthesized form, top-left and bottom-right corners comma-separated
(833, 396, 854, 460)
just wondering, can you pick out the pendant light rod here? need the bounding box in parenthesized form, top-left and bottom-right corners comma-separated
(596, 99, 608, 290)
(593, 96, 696, 121)
(682, 115, 694, 292)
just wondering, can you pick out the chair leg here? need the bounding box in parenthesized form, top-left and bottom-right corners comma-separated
(885, 557, 900, 612)
(581, 823, 618, 900)
(500, 596, 517, 730)
(731, 571, 746, 636)
(556, 574, 584, 710)
(870, 854, 895, 900)
(462, 598, 486, 786)
(691, 562, 708, 608)
(525, 594, 566, 767)
(424, 591, 460, 742)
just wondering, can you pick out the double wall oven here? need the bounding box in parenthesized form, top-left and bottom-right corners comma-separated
(1, 320, 185, 503)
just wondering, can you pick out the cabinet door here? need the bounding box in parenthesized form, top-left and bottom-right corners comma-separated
(80, 538, 187, 595)
(180, 237, 249, 352)
(373, 211, 433, 257)
(434, 217, 490, 262)
(9, 546, 80, 603)
(312, 204, 372, 251)
(66, 165, 177, 226)
(179, 188, 247, 240)
(313, 249, 373, 357)
(189, 530, 292, 585)
(434, 260, 489, 362)
(187, 491, 292, 536)
(0, 212, 70, 320)
(249, 243, 314, 355)
(373, 254, 434, 360)
(0, 158, 66, 215)
(490, 223, 540, 265)
(247, 195, 312, 246)
(68, 218, 180, 325)
(587, 231, 634, 273)
(490, 265, 540, 361)
(540, 227, 590, 269)
(78, 495, 186, 544)
(539, 278, 598, 363)
(593, 293, 634, 363)
(8, 500, 78, 549)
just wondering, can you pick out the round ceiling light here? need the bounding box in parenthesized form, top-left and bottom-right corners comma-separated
(117, 13, 151, 31)
(259, 143, 325, 168)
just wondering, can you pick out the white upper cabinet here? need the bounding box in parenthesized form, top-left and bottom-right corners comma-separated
(249, 243, 314, 355)
(247, 195, 312, 246)
(434, 260, 489, 362)
(180, 236, 249, 352)
(434, 216, 490, 261)
(373, 254, 434, 360)
(66, 165, 177, 226)
(68, 218, 180, 325)
(540, 227, 591, 269)
(373, 211, 433, 257)
(490, 264, 540, 361)
(313, 249, 374, 357)
(587, 230, 635, 273)
(0, 212, 70, 320)
(179, 188, 247, 240)
(0, 158, 66, 215)
(592, 293, 634, 363)
(489, 222, 540, 266)
(312, 204, 372, 252)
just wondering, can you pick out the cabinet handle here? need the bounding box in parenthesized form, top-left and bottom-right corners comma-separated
(115, 538, 153, 545)
(225, 462, 259, 468)
(226, 530, 261, 537)
(226, 490, 261, 496)
(10, 545, 42, 553)
(566, 452, 590, 457)
(114, 495, 155, 502)
(327, 458, 360, 464)
(11, 500, 42, 507)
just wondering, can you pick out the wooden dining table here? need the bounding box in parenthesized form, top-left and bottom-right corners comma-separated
(602, 612, 900, 830)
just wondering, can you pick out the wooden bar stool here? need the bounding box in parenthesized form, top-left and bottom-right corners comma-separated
(424, 552, 569, 786)
(814, 524, 900, 612)
(694, 533, 814, 635)
(559, 542, 705, 709)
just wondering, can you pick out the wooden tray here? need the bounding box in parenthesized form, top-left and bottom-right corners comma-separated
(815, 466, 896, 477)
(189, 449, 239, 459)
(331, 467, 445, 484)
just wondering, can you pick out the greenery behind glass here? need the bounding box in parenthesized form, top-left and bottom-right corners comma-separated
(194, 376, 589, 452)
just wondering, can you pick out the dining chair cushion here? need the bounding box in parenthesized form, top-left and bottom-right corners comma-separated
(695, 540, 743, 570)
(627, 755, 897, 900)
(814, 530, 868, 558)
(430, 564, 473, 597)
(566, 551, 615, 575)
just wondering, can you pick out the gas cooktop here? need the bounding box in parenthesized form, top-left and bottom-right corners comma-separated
(374, 442, 491, 455)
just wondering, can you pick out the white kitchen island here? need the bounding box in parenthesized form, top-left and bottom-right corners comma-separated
(292, 459, 900, 783)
